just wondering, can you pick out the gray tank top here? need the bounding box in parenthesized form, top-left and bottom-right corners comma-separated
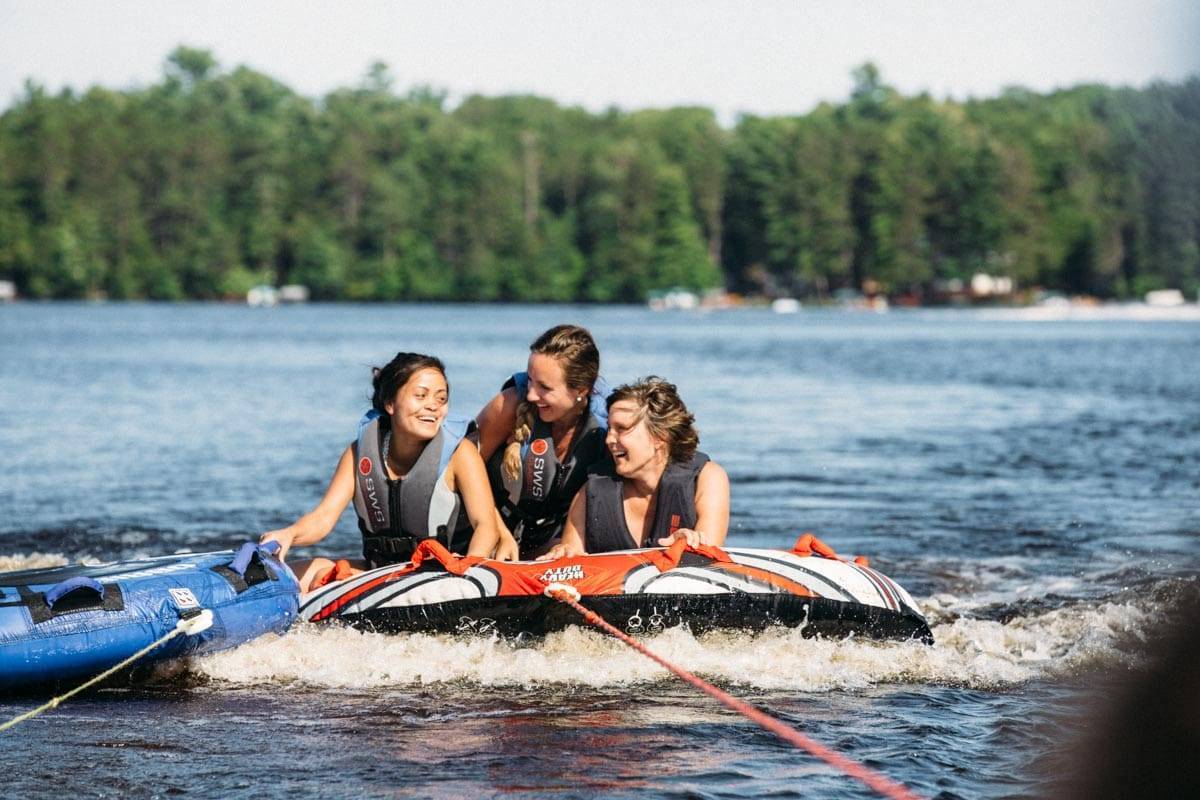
(584, 452, 710, 552)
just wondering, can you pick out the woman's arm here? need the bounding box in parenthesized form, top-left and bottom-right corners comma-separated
(537, 490, 587, 560)
(448, 438, 504, 558)
(474, 387, 521, 461)
(490, 509, 520, 561)
(260, 444, 357, 561)
(657, 461, 730, 548)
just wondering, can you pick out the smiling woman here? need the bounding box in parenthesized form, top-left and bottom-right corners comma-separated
(474, 325, 611, 560)
(259, 352, 500, 590)
(542, 377, 730, 558)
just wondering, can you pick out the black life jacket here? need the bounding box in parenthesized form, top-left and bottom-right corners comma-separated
(352, 410, 474, 567)
(485, 371, 610, 556)
(584, 452, 710, 553)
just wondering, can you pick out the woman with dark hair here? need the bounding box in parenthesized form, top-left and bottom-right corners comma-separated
(474, 325, 611, 560)
(541, 377, 729, 557)
(261, 352, 499, 590)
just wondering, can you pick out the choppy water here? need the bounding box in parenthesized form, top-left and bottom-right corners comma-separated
(1, 303, 1197, 799)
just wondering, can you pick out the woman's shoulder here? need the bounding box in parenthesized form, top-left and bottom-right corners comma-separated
(696, 459, 729, 493)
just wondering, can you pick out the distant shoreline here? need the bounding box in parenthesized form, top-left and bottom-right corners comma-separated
(2, 50, 1196, 307)
(4, 297, 1199, 322)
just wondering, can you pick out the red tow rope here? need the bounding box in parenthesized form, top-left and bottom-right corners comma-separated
(545, 586, 926, 800)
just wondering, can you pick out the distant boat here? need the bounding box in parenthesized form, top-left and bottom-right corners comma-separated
(770, 297, 801, 314)
(1145, 289, 1185, 307)
(0, 280, 15, 302)
(246, 285, 278, 307)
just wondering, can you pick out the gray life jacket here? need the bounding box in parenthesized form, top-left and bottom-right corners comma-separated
(353, 410, 475, 567)
(584, 452, 710, 553)
(485, 371, 610, 556)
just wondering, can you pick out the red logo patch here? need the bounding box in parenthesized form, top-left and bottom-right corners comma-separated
(530, 438, 549, 456)
(358, 457, 372, 475)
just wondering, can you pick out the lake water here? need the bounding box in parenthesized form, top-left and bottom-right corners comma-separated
(1, 303, 1197, 798)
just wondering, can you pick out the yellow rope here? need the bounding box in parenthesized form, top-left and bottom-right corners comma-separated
(0, 609, 213, 733)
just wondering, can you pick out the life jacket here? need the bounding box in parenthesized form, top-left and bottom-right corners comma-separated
(352, 410, 475, 567)
(485, 372, 610, 556)
(584, 452, 710, 553)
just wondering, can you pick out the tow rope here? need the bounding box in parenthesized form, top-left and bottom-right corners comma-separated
(544, 583, 925, 800)
(0, 609, 214, 733)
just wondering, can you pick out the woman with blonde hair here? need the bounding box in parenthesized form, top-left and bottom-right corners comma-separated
(542, 377, 729, 557)
(474, 325, 610, 559)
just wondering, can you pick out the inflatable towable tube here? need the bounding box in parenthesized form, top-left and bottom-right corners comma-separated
(300, 535, 933, 643)
(0, 543, 300, 691)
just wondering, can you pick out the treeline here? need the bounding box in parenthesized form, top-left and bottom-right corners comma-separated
(1, 48, 1197, 302)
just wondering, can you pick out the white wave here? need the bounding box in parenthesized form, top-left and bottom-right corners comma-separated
(192, 597, 1152, 692)
(918, 556, 1124, 622)
(0, 552, 70, 572)
(0, 552, 108, 573)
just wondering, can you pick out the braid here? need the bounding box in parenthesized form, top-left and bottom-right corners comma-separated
(502, 400, 537, 482)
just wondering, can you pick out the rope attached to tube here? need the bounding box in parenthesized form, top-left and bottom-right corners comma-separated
(542, 583, 924, 800)
(0, 609, 214, 733)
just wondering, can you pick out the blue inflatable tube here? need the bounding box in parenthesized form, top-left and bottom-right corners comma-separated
(0, 543, 299, 691)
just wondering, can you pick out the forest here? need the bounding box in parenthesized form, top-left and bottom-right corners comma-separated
(1, 48, 1197, 302)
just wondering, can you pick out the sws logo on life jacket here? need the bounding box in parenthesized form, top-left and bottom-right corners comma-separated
(539, 564, 584, 583)
(528, 438, 551, 500)
(356, 457, 386, 525)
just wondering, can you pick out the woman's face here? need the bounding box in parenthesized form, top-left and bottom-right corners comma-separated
(605, 400, 667, 478)
(386, 367, 449, 442)
(526, 352, 583, 425)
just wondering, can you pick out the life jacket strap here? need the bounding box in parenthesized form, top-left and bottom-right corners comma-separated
(362, 534, 420, 559)
(499, 497, 566, 547)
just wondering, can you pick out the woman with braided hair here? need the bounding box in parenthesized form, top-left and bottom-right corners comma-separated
(540, 377, 729, 558)
(474, 325, 611, 560)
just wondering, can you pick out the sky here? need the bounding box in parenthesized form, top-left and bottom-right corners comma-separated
(2, 1, 1198, 122)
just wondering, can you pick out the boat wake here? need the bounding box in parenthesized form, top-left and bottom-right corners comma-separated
(189, 592, 1156, 692)
(0, 553, 72, 572)
(3, 550, 1178, 693)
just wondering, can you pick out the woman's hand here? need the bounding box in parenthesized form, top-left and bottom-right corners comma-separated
(539, 491, 588, 561)
(657, 528, 704, 548)
(260, 528, 296, 562)
(493, 530, 520, 562)
(536, 544, 564, 561)
(260, 444, 359, 564)
(536, 540, 583, 561)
